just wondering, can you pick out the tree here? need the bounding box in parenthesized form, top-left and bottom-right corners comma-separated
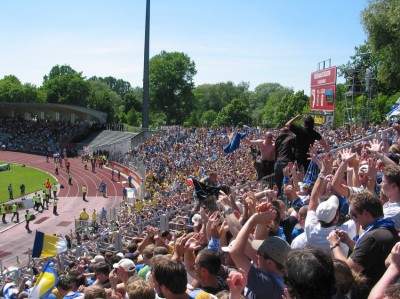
(42, 65, 91, 106)
(150, 51, 197, 125)
(194, 81, 250, 115)
(87, 80, 121, 120)
(250, 83, 289, 124)
(123, 92, 142, 113)
(215, 98, 250, 126)
(361, 0, 400, 93)
(0, 75, 23, 102)
(183, 111, 200, 127)
(200, 110, 218, 127)
(0, 75, 43, 103)
(126, 108, 141, 126)
(273, 91, 309, 128)
(262, 89, 294, 128)
(89, 76, 133, 97)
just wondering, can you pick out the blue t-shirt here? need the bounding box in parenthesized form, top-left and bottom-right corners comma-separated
(246, 264, 284, 299)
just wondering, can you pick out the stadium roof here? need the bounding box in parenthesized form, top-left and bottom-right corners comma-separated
(0, 102, 107, 123)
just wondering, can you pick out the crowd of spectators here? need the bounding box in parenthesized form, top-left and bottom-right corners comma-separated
(4, 116, 400, 299)
(0, 117, 95, 156)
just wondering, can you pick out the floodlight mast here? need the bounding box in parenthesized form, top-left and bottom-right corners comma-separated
(142, 0, 150, 130)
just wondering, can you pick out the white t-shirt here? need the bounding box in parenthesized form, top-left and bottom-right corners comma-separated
(300, 210, 357, 255)
(383, 201, 400, 230)
(291, 232, 307, 249)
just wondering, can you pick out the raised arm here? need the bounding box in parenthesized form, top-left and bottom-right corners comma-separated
(332, 149, 356, 198)
(308, 155, 332, 212)
(285, 114, 302, 129)
(369, 242, 400, 299)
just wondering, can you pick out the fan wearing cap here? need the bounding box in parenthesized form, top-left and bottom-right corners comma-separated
(228, 203, 291, 299)
(291, 156, 356, 255)
(107, 258, 136, 298)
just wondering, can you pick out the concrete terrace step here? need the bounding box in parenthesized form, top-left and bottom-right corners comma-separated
(81, 130, 138, 147)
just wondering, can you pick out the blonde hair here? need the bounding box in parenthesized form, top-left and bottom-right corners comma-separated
(126, 277, 155, 299)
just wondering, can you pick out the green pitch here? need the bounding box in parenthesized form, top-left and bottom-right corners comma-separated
(0, 162, 57, 203)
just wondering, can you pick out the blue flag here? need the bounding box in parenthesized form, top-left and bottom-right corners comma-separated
(223, 132, 247, 154)
(28, 259, 58, 299)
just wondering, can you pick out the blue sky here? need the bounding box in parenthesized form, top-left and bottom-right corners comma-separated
(0, 0, 367, 94)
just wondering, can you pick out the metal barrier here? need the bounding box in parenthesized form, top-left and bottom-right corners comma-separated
(327, 127, 394, 155)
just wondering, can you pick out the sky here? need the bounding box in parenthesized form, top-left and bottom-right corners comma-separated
(0, 0, 368, 94)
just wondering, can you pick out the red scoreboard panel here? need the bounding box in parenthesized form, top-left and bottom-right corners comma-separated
(310, 66, 337, 112)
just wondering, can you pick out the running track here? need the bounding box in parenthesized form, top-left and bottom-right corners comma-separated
(0, 151, 136, 268)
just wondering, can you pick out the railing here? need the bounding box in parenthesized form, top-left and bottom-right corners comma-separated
(327, 127, 395, 155)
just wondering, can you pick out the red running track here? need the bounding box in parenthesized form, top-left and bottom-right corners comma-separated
(0, 151, 131, 268)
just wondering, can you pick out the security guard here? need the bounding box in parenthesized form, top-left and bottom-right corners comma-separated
(52, 183, 58, 199)
(25, 210, 32, 233)
(8, 184, 13, 199)
(44, 188, 50, 209)
(82, 184, 87, 201)
(11, 203, 19, 222)
(68, 172, 73, 185)
(79, 208, 89, 220)
(33, 193, 43, 212)
(53, 199, 58, 216)
(1, 204, 6, 224)
(91, 209, 97, 222)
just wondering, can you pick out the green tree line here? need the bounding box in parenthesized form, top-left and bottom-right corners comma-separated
(0, 0, 399, 129)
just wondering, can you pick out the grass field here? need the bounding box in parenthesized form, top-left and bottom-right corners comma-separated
(0, 162, 57, 203)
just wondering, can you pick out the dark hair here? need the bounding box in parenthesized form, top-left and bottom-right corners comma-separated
(94, 262, 110, 276)
(152, 257, 187, 295)
(304, 115, 315, 130)
(198, 249, 221, 276)
(127, 243, 138, 253)
(333, 259, 367, 299)
(57, 274, 71, 291)
(350, 191, 383, 218)
(384, 164, 400, 189)
(284, 247, 336, 299)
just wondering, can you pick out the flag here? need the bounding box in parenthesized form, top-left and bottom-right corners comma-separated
(186, 177, 195, 187)
(16, 256, 21, 266)
(28, 259, 58, 299)
(243, 125, 251, 131)
(32, 231, 68, 258)
(3, 283, 18, 299)
(200, 167, 206, 179)
(302, 161, 320, 186)
(387, 103, 400, 119)
(223, 132, 247, 154)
